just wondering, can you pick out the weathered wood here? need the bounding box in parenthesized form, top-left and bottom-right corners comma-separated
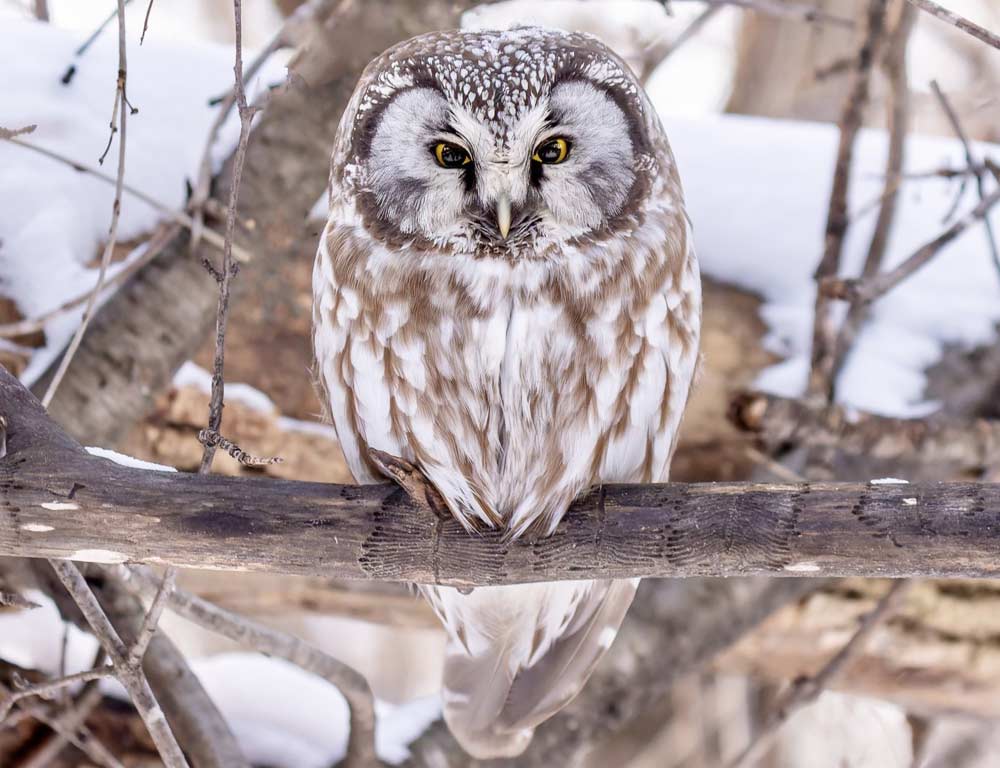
(3, 366, 1000, 584)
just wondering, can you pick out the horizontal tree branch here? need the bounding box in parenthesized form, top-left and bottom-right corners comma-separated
(2, 366, 999, 584)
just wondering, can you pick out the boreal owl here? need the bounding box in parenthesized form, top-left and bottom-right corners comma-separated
(313, 26, 701, 758)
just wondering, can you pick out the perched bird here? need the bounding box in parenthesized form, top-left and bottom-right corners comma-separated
(313, 26, 701, 758)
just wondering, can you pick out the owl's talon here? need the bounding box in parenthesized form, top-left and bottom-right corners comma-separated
(367, 447, 451, 522)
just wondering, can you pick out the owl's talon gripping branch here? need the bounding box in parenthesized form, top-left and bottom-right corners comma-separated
(367, 447, 451, 521)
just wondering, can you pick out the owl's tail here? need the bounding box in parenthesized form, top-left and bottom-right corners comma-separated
(421, 578, 638, 759)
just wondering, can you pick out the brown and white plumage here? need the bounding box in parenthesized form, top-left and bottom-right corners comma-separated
(313, 27, 700, 758)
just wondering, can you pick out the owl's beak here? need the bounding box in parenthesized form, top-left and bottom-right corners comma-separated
(496, 192, 511, 240)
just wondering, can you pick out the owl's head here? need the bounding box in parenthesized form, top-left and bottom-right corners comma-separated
(335, 27, 664, 256)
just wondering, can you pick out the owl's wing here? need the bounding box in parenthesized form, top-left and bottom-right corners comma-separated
(312, 227, 382, 484)
(423, 578, 638, 759)
(313, 222, 499, 528)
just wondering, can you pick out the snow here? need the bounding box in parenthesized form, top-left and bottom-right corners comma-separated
(85, 445, 178, 472)
(0, 18, 286, 385)
(177, 654, 440, 767)
(662, 113, 1000, 417)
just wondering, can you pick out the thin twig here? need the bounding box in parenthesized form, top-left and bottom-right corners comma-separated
(50, 561, 189, 767)
(60, 0, 135, 88)
(189, 31, 286, 254)
(120, 565, 379, 766)
(2, 136, 252, 263)
(199, 0, 259, 474)
(18, 683, 112, 768)
(828, 0, 916, 398)
(140, 0, 155, 44)
(806, 0, 890, 401)
(17, 697, 125, 768)
(639, 5, 721, 85)
(825, 185, 1000, 302)
(0, 667, 111, 720)
(930, 80, 1000, 284)
(126, 568, 176, 668)
(33, 0, 49, 22)
(41, 0, 130, 410)
(904, 0, 1000, 51)
(198, 428, 283, 466)
(727, 580, 912, 768)
(0, 124, 37, 140)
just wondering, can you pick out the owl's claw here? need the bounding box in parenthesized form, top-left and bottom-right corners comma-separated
(367, 447, 451, 522)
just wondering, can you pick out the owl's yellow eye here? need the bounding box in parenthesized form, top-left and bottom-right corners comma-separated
(532, 137, 570, 164)
(434, 142, 471, 168)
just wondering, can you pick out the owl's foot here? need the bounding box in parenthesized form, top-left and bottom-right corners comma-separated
(367, 448, 451, 522)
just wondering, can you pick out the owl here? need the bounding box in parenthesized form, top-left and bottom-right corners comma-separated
(313, 27, 701, 758)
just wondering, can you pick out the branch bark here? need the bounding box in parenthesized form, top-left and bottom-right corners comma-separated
(904, 0, 1000, 51)
(4, 366, 1000, 582)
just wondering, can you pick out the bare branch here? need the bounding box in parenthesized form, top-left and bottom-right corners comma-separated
(807, 0, 890, 401)
(0, 124, 36, 140)
(33, 0, 49, 22)
(50, 560, 189, 767)
(726, 580, 912, 768)
(731, 390, 1000, 476)
(638, 6, 721, 84)
(828, 0, 916, 396)
(825, 184, 1000, 303)
(140, 0, 155, 44)
(120, 565, 378, 767)
(0, 667, 111, 720)
(199, 0, 259, 474)
(17, 696, 125, 768)
(904, 0, 1000, 51)
(198, 428, 283, 466)
(188, 0, 330, 253)
(18, 684, 117, 768)
(930, 80, 1000, 283)
(126, 567, 176, 668)
(40, 0, 131, 410)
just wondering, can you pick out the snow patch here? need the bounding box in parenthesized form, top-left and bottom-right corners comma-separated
(68, 549, 129, 564)
(784, 562, 821, 573)
(39, 501, 78, 511)
(86, 446, 178, 472)
(20, 523, 55, 532)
